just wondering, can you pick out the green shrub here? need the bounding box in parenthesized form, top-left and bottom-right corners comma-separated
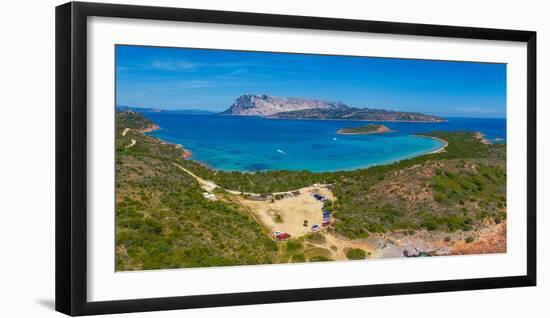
(346, 248, 367, 260)
(309, 256, 332, 262)
(286, 241, 303, 252)
(306, 232, 326, 244)
(291, 253, 306, 262)
(367, 222, 386, 233)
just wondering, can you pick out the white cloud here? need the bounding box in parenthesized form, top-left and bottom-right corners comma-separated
(150, 60, 200, 71)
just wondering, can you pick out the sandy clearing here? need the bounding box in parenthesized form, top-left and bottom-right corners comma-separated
(173, 164, 335, 238)
(237, 186, 334, 237)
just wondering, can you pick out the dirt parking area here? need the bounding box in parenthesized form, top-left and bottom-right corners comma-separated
(238, 186, 335, 238)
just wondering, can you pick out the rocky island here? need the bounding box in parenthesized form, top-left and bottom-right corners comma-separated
(337, 124, 391, 135)
(221, 94, 444, 122)
(220, 94, 346, 117)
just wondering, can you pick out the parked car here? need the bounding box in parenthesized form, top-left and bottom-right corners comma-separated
(273, 231, 282, 236)
(313, 193, 328, 202)
(311, 224, 320, 231)
(321, 221, 331, 227)
(276, 232, 291, 241)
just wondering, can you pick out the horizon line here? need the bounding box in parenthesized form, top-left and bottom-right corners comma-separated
(116, 104, 506, 119)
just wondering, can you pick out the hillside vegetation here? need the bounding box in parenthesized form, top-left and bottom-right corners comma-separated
(116, 110, 158, 131)
(115, 112, 277, 271)
(116, 111, 506, 269)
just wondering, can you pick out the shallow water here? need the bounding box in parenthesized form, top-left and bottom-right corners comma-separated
(143, 113, 505, 172)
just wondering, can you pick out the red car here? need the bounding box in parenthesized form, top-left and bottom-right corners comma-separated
(321, 221, 331, 227)
(276, 233, 291, 241)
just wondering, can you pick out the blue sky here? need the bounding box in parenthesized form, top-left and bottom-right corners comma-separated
(116, 45, 506, 118)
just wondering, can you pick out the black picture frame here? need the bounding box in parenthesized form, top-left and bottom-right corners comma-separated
(55, 1, 537, 316)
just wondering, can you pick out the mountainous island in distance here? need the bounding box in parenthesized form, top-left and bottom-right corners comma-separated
(116, 105, 214, 115)
(220, 94, 445, 122)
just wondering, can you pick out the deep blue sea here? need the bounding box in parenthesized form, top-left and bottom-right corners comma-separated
(143, 112, 506, 172)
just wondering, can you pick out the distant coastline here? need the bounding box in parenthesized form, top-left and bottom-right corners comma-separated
(220, 113, 448, 123)
(120, 104, 448, 123)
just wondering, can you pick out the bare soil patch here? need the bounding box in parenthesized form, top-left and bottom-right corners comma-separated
(238, 186, 334, 238)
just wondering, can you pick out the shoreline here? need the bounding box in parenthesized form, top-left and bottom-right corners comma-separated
(414, 135, 449, 154)
(139, 123, 160, 134)
(474, 131, 492, 144)
(143, 129, 450, 173)
(131, 111, 457, 173)
(139, 124, 193, 159)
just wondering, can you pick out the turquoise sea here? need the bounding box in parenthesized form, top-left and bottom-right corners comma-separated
(143, 113, 506, 172)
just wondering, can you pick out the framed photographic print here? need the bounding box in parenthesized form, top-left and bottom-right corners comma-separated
(55, 1, 536, 316)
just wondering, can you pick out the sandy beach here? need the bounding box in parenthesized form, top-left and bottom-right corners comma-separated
(415, 135, 448, 154)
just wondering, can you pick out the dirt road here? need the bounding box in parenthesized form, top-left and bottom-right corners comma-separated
(125, 139, 136, 149)
(172, 163, 218, 192)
